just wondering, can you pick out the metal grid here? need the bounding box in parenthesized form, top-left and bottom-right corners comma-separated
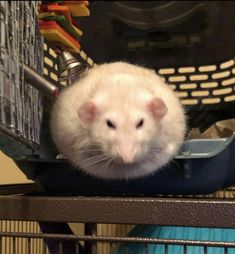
(1, 186, 235, 254)
(0, 221, 235, 254)
(0, 1, 43, 151)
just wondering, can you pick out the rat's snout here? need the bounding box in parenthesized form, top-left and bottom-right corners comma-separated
(117, 144, 137, 164)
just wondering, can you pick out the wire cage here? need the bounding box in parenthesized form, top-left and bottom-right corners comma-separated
(1, 1, 235, 254)
(0, 1, 43, 157)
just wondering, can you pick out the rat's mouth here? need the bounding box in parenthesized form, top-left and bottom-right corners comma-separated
(116, 160, 135, 166)
(112, 156, 142, 166)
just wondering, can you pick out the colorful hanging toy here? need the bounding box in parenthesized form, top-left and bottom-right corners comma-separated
(38, 1, 90, 54)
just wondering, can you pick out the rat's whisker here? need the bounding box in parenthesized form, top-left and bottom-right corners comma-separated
(80, 154, 111, 165)
(81, 154, 109, 161)
(79, 143, 104, 152)
(78, 149, 104, 154)
(101, 158, 114, 171)
(81, 158, 108, 166)
(147, 146, 163, 157)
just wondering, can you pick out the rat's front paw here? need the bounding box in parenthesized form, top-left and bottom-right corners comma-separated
(56, 154, 67, 160)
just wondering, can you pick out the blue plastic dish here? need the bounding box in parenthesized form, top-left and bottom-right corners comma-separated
(16, 134, 235, 196)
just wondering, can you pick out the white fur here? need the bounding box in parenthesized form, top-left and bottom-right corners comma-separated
(50, 62, 186, 179)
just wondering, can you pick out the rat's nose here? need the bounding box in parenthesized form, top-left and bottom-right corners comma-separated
(118, 145, 136, 164)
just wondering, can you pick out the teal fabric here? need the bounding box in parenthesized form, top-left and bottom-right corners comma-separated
(113, 225, 235, 254)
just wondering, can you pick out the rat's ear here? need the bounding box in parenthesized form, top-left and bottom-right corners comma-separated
(77, 101, 99, 124)
(147, 97, 168, 120)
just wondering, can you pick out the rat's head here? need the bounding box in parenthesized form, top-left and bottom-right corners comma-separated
(77, 89, 168, 165)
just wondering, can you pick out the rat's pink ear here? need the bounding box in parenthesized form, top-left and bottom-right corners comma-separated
(147, 97, 168, 120)
(77, 101, 99, 124)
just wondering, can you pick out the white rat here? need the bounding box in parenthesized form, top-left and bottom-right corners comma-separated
(50, 62, 186, 179)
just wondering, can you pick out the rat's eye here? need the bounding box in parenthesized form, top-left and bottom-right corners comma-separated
(136, 119, 144, 129)
(106, 120, 116, 129)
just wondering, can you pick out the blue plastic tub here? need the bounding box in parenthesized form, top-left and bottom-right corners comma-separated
(16, 134, 235, 196)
